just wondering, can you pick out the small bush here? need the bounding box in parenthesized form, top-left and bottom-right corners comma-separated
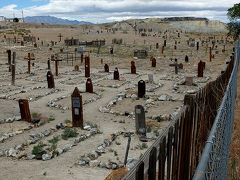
(32, 112, 41, 118)
(48, 136, 59, 144)
(64, 119, 71, 124)
(61, 128, 78, 140)
(32, 142, 46, 159)
(48, 115, 55, 122)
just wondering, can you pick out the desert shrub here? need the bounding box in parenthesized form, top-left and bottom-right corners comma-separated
(61, 128, 78, 140)
(32, 142, 46, 159)
(48, 115, 55, 122)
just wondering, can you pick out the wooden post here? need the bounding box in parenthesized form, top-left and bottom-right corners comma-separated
(159, 137, 166, 180)
(51, 56, 62, 76)
(7, 49, 11, 65)
(85, 56, 90, 77)
(148, 148, 157, 180)
(11, 64, 15, 85)
(71, 87, 83, 128)
(47, 59, 51, 70)
(86, 78, 93, 93)
(58, 33, 63, 42)
(138, 80, 146, 98)
(19, 99, 31, 123)
(209, 47, 212, 62)
(24, 53, 35, 74)
(47, 71, 55, 88)
(131, 61, 136, 74)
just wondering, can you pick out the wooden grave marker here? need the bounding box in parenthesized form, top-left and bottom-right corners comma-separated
(86, 78, 93, 93)
(19, 99, 31, 123)
(135, 105, 146, 137)
(47, 71, 55, 88)
(104, 64, 109, 72)
(138, 80, 146, 98)
(51, 55, 62, 76)
(71, 87, 83, 128)
(131, 61, 136, 74)
(85, 56, 90, 77)
(24, 53, 35, 74)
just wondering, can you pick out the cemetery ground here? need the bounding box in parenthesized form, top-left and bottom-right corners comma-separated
(0, 23, 235, 179)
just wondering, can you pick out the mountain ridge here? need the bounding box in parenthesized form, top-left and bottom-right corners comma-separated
(24, 16, 93, 25)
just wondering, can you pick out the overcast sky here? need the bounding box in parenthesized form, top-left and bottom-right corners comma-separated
(0, 0, 239, 23)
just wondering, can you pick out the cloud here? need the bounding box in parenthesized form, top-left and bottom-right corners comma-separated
(0, 0, 239, 22)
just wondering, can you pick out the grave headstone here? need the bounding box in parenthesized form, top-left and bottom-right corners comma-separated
(74, 65, 79, 71)
(148, 74, 154, 83)
(71, 87, 83, 128)
(131, 61, 136, 74)
(135, 105, 146, 136)
(47, 59, 51, 70)
(138, 80, 146, 98)
(151, 57, 156, 67)
(185, 77, 193, 86)
(185, 55, 189, 63)
(86, 78, 93, 93)
(19, 99, 31, 123)
(198, 60, 205, 77)
(47, 71, 55, 88)
(113, 68, 120, 80)
(104, 64, 109, 72)
(85, 56, 90, 77)
(196, 42, 199, 50)
(110, 47, 114, 54)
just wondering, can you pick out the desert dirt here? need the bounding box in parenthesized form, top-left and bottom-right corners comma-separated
(0, 21, 235, 180)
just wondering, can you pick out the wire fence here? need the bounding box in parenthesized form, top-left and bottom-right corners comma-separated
(123, 41, 239, 180)
(193, 41, 240, 180)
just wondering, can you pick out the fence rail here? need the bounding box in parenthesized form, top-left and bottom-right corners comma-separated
(123, 41, 239, 180)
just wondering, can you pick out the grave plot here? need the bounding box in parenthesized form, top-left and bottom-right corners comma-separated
(77, 120, 170, 169)
(7, 86, 61, 102)
(47, 91, 103, 110)
(0, 99, 20, 120)
(59, 73, 106, 85)
(0, 123, 101, 161)
(97, 79, 127, 88)
(0, 120, 31, 143)
(0, 84, 23, 96)
(146, 101, 183, 120)
(59, 75, 86, 85)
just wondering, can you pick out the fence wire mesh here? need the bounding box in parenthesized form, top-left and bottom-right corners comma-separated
(193, 41, 240, 180)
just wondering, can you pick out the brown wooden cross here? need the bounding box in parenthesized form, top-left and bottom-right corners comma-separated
(58, 33, 63, 42)
(51, 55, 62, 76)
(169, 61, 181, 74)
(24, 53, 35, 74)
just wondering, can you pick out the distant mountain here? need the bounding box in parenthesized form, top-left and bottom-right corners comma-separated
(24, 16, 93, 25)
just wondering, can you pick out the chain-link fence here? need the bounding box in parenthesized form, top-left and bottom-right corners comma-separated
(193, 41, 240, 180)
(123, 41, 239, 180)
